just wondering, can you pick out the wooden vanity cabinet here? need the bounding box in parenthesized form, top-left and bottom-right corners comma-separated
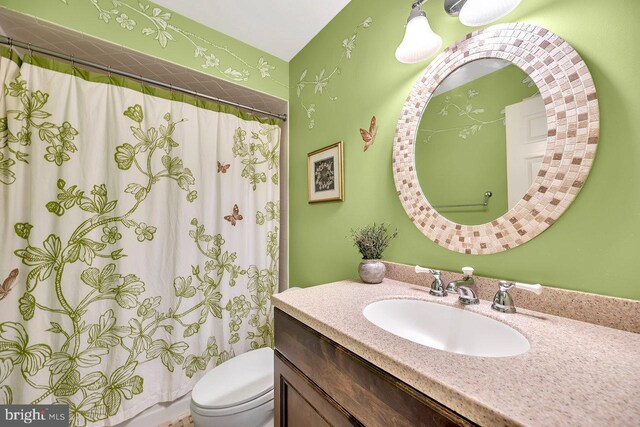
(274, 309, 476, 427)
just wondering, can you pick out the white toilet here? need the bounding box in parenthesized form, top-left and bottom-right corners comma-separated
(190, 287, 301, 426)
(190, 346, 274, 427)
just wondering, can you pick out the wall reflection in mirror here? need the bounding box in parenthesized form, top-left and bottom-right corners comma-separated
(415, 59, 547, 225)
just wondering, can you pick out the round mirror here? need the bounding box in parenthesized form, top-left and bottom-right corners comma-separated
(393, 24, 599, 254)
(415, 59, 545, 225)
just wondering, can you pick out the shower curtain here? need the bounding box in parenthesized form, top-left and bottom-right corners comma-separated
(0, 46, 280, 426)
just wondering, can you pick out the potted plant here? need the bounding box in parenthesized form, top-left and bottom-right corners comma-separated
(350, 223, 397, 284)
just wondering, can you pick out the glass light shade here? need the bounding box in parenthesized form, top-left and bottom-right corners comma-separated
(459, 0, 522, 26)
(395, 15, 443, 64)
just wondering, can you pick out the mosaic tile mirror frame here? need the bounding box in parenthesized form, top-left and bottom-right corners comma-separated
(393, 23, 599, 254)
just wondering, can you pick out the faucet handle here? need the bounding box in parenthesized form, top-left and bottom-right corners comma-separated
(415, 265, 440, 276)
(415, 266, 447, 297)
(498, 280, 543, 294)
(462, 266, 474, 277)
(510, 281, 543, 295)
(492, 280, 543, 313)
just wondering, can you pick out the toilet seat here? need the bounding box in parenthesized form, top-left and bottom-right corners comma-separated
(191, 347, 274, 417)
(191, 389, 273, 417)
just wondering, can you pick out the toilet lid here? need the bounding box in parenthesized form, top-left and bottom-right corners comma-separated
(192, 347, 274, 409)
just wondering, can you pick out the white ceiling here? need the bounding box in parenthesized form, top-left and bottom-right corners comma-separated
(152, 0, 351, 61)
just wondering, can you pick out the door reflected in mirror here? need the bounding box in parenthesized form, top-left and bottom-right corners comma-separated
(415, 59, 547, 225)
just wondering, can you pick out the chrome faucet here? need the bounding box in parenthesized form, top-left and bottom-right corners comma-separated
(415, 266, 446, 297)
(446, 266, 475, 293)
(491, 280, 543, 313)
(446, 267, 479, 305)
(415, 266, 479, 304)
(456, 286, 479, 305)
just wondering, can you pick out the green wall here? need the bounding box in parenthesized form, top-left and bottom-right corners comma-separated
(416, 64, 536, 225)
(289, 0, 640, 300)
(0, 0, 288, 99)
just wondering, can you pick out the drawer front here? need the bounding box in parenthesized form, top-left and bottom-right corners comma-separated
(275, 309, 475, 427)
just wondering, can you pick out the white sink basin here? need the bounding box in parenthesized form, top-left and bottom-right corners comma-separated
(363, 299, 529, 357)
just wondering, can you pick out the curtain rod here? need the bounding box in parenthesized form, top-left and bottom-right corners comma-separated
(0, 35, 287, 122)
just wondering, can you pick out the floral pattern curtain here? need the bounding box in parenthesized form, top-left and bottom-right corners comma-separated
(0, 47, 280, 426)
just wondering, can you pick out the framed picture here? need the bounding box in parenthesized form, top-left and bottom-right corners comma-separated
(307, 141, 344, 203)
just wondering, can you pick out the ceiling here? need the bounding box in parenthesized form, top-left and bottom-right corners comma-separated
(152, 0, 351, 62)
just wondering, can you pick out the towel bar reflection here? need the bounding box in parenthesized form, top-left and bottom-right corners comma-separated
(432, 191, 492, 209)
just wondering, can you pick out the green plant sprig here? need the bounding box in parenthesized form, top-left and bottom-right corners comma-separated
(350, 223, 397, 260)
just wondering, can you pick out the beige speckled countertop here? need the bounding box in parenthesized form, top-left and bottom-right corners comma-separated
(272, 279, 640, 426)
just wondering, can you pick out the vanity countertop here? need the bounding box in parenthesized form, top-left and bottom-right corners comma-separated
(272, 279, 640, 426)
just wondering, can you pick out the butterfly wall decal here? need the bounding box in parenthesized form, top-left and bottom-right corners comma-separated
(217, 161, 230, 173)
(359, 115, 377, 152)
(224, 204, 243, 226)
(0, 269, 18, 301)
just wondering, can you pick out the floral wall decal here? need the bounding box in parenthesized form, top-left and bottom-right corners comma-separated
(79, 0, 285, 86)
(295, 17, 373, 129)
(0, 0, 289, 98)
(418, 64, 539, 144)
(419, 89, 506, 143)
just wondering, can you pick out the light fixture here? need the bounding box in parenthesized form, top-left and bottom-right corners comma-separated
(443, 0, 466, 16)
(395, 1, 443, 64)
(458, 0, 523, 27)
(396, 0, 524, 63)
